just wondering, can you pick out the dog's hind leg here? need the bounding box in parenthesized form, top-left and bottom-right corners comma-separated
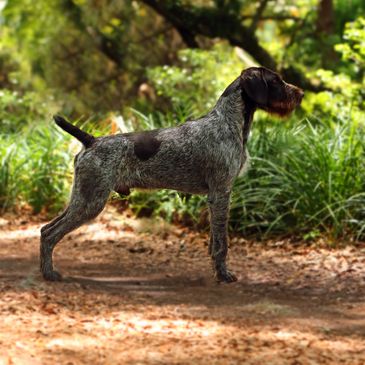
(40, 209, 68, 234)
(40, 175, 111, 281)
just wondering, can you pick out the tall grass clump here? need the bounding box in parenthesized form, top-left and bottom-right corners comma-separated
(0, 122, 73, 214)
(231, 118, 365, 239)
(20, 124, 73, 213)
(0, 135, 23, 212)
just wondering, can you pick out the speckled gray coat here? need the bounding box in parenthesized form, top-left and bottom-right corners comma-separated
(40, 67, 303, 283)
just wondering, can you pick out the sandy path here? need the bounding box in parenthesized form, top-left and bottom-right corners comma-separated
(1, 207, 365, 364)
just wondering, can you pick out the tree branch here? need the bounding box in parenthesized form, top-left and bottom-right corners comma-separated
(250, 0, 270, 32)
(245, 15, 299, 21)
(60, 0, 125, 67)
(175, 26, 199, 48)
(140, 0, 277, 69)
(140, 0, 321, 91)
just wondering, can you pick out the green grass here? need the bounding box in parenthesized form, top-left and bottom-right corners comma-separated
(20, 124, 73, 213)
(0, 137, 23, 212)
(230, 118, 365, 239)
(0, 122, 73, 214)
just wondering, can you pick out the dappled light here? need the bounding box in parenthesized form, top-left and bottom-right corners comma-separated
(1, 0, 365, 363)
(1, 208, 365, 363)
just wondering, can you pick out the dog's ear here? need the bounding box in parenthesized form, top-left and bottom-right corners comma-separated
(241, 68, 268, 105)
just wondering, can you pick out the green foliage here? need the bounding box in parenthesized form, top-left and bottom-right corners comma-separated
(0, 89, 54, 133)
(147, 43, 245, 116)
(20, 124, 73, 214)
(0, 123, 73, 214)
(1, 1, 365, 243)
(303, 16, 365, 127)
(129, 108, 188, 130)
(0, 136, 22, 212)
(230, 118, 365, 239)
(135, 27, 365, 239)
(335, 0, 365, 33)
(129, 189, 206, 224)
(123, 108, 365, 240)
(0, 0, 190, 115)
(335, 17, 365, 74)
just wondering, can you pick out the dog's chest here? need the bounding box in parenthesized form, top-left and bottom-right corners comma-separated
(239, 148, 250, 176)
(208, 137, 246, 180)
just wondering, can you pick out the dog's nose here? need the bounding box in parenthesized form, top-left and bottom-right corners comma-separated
(299, 90, 304, 100)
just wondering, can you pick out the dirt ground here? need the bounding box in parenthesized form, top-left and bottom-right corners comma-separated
(1, 207, 365, 365)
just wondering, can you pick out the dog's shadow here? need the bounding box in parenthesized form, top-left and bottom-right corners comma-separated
(64, 274, 208, 291)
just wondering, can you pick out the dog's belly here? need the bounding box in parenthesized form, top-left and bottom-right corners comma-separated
(134, 182, 209, 195)
(119, 158, 210, 194)
(129, 170, 209, 194)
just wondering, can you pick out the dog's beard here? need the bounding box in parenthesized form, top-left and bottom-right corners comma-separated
(265, 92, 303, 117)
(266, 103, 297, 117)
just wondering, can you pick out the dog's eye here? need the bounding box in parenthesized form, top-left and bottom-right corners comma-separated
(273, 77, 282, 85)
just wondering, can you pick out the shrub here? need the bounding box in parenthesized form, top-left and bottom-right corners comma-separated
(0, 136, 22, 212)
(0, 122, 73, 214)
(231, 118, 365, 239)
(20, 123, 73, 214)
(0, 89, 54, 133)
(147, 43, 245, 116)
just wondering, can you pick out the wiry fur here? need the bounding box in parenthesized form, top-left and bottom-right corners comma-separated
(40, 67, 303, 283)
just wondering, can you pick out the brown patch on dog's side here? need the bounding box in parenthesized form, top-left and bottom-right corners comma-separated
(125, 130, 162, 161)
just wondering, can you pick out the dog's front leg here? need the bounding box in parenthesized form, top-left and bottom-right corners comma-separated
(208, 189, 237, 283)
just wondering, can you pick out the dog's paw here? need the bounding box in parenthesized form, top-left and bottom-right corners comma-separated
(42, 270, 63, 282)
(214, 269, 238, 283)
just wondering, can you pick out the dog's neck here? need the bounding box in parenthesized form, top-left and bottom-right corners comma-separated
(241, 92, 256, 145)
(214, 78, 256, 146)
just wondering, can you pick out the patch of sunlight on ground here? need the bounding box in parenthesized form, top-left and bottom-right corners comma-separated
(0, 227, 41, 240)
(83, 222, 136, 240)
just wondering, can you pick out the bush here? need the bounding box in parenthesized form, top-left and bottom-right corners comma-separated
(0, 122, 73, 214)
(0, 89, 55, 133)
(231, 118, 365, 239)
(20, 124, 73, 214)
(131, 34, 365, 239)
(304, 17, 365, 123)
(0, 136, 22, 212)
(147, 43, 245, 116)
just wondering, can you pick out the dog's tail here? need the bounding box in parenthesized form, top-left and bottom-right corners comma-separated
(53, 115, 95, 148)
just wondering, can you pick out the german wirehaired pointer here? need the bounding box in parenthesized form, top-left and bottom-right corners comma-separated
(40, 67, 303, 283)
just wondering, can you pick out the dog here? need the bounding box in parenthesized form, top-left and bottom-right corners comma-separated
(40, 67, 304, 283)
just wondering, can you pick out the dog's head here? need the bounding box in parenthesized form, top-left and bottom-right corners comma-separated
(238, 67, 304, 117)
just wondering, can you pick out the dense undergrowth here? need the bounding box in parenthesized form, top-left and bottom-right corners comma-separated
(0, 123, 72, 214)
(1, 17, 365, 241)
(1, 110, 365, 240)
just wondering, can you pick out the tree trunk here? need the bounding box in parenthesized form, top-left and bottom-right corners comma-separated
(316, 0, 338, 67)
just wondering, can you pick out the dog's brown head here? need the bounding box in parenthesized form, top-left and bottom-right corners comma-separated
(240, 67, 304, 117)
